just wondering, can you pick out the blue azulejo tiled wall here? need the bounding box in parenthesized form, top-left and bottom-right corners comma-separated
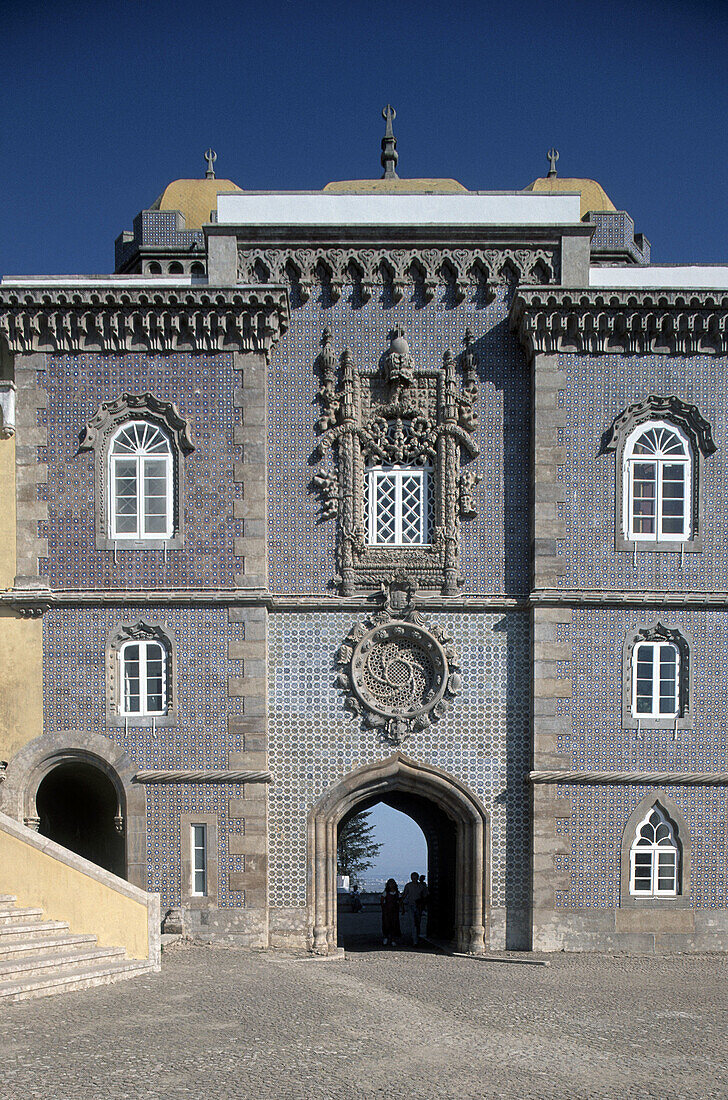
(40, 352, 243, 589)
(267, 285, 529, 595)
(558, 608, 728, 908)
(267, 609, 531, 913)
(43, 606, 246, 908)
(559, 353, 728, 591)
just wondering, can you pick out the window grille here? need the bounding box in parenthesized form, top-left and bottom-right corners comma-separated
(624, 422, 690, 541)
(629, 807, 679, 897)
(109, 421, 173, 539)
(364, 465, 432, 546)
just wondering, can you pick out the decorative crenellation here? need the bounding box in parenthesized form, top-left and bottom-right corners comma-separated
(237, 246, 559, 303)
(511, 289, 728, 358)
(313, 326, 481, 594)
(335, 577, 462, 745)
(0, 287, 288, 355)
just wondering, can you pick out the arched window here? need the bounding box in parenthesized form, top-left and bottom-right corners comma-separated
(629, 806, 679, 897)
(622, 623, 691, 731)
(624, 421, 691, 542)
(364, 464, 433, 546)
(109, 421, 173, 540)
(119, 637, 168, 716)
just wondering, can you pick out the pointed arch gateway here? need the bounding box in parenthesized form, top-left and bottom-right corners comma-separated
(308, 753, 490, 955)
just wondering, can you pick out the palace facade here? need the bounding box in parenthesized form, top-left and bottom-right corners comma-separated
(2, 116, 728, 954)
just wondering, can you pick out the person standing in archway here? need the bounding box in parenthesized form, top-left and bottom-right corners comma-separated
(401, 871, 428, 946)
(380, 878, 401, 946)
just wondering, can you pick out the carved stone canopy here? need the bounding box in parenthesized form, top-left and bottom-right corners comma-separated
(336, 579, 461, 745)
(78, 392, 195, 455)
(604, 395, 716, 457)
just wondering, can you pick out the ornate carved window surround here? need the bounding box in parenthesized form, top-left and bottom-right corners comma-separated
(313, 327, 481, 595)
(79, 393, 195, 551)
(605, 396, 716, 554)
(106, 619, 177, 729)
(621, 622, 693, 732)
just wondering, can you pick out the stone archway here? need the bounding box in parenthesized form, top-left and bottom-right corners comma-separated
(308, 752, 490, 955)
(1, 730, 147, 890)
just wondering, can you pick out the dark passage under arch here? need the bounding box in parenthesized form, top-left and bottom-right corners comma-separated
(36, 761, 125, 878)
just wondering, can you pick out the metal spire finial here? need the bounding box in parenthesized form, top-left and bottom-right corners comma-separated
(381, 105, 399, 180)
(204, 148, 217, 180)
(547, 148, 559, 178)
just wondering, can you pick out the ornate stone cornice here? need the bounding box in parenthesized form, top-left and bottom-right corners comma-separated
(511, 288, 728, 358)
(0, 286, 288, 355)
(134, 770, 271, 784)
(239, 246, 558, 303)
(78, 393, 196, 454)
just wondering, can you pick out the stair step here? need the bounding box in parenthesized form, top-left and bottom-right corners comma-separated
(0, 958, 154, 1003)
(0, 907, 44, 924)
(0, 895, 17, 905)
(0, 933, 98, 961)
(0, 920, 69, 939)
(0, 945, 126, 981)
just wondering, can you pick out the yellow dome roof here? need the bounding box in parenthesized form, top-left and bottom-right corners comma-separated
(324, 178, 468, 194)
(524, 176, 616, 219)
(151, 177, 243, 230)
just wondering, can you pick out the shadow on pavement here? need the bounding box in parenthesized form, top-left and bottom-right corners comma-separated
(338, 904, 442, 954)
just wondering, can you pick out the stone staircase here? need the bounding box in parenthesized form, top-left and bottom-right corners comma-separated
(0, 894, 153, 1003)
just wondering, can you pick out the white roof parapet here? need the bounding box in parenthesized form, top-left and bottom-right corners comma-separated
(216, 191, 582, 228)
(590, 266, 728, 290)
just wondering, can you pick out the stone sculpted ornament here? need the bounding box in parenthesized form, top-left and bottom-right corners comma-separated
(336, 577, 461, 745)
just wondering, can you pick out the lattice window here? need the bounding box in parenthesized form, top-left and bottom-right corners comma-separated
(624, 422, 690, 542)
(365, 465, 431, 546)
(109, 421, 173, 540)
(629, 806, 679, 897)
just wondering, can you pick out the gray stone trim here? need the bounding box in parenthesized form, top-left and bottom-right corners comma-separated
(532, 590, 728, 608)
(529, 906, 728, 953)
(0, 286, 288, 355)
(2, 590, 530, 611)
(621, 622, 693, 731)
(0, 809, 160, 969)
(134, 770, 271, 783)
(529, 771, 728, 785)
(232, 352, 268, 589)
(619, 790, 691, 909)
(14, 353, 48, 587)
(180, 812, 219, 908)
(237, 245, 560, 303)
(511, 288, 728, 359)
(105, 619, 178, 729)
(0, 729, 148, 892)
(531, 353, 566, 589)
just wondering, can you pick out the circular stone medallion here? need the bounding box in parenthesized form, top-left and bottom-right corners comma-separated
(350, 623, 448, 720)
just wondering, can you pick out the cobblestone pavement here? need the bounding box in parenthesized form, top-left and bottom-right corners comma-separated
(3, 924, 727, 1099)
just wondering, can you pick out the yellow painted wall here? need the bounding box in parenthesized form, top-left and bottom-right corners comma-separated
(0, 818, 151, 959)
(0, 435, 44, 762)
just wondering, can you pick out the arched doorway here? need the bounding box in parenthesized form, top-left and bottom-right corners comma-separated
(309, 752, 489, 955)
(36, 761, 125, 877)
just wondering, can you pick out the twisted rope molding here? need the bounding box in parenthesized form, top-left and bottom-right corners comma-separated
(134, 769, 271, 785)
(529, 770, 728, 787)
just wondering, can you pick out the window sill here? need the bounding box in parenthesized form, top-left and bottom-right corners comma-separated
(616, 535, 702, 553)
(107, 714, 177, 729)
(97, 536, 184, 551)
(620, 894, 691, 910)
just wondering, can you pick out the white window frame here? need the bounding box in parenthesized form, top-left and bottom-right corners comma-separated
(629, 807, 679, 898)
(108, 421, 174, 541)
(365, 464, 432, 547)
(631, 640, 680, 720)
(623, 421, 691, 543)
(119, 638, 168, 717)
(190, 823, 207, 897)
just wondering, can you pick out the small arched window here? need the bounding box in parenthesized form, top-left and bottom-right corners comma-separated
(109, 421, 173, 540)
(119, 638, 168, 716)
(624, 421, 691, 542)
(630, 806, 679, 897)
(364, 463, 433, 546)
(632, 639, 679, 719)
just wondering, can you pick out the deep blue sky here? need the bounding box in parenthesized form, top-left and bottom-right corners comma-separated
(2, 0, 727, 276)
